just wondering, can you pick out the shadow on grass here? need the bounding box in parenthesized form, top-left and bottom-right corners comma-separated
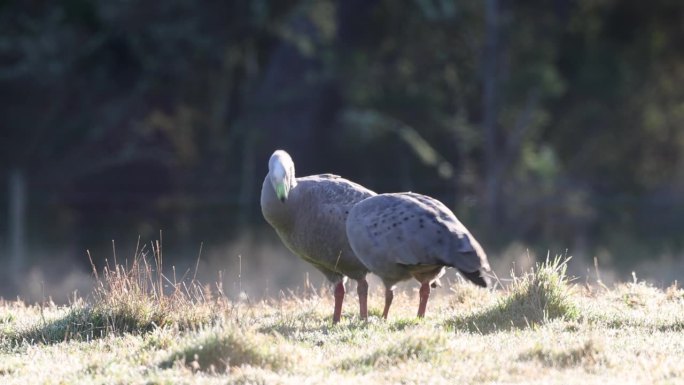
(7, 306, 164, 345)
(257, 313, 373, 340)
(448, 296, 684, 334)
(257, 309, 422, 347)
(9, 303, 217, 345)
(446, 298, 552, 334)
(656, 321, 684, 331)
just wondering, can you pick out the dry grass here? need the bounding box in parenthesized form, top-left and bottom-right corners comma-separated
(448, 255, 579, 333)
(161, 324, 297, 373)
(5, 238, 221, 344)
(84, 238, 220, 335)
(2, 250, 684, 384)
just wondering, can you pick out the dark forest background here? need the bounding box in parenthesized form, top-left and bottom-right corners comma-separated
(2, 0, 684, 300)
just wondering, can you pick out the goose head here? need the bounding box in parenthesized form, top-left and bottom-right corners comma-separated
(268, 150, 296, 203)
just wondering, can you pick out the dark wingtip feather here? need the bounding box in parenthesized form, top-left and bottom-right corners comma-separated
(457, 269, 488, 288)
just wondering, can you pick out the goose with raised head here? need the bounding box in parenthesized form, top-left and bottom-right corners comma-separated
(261, 150, 376, 324)
(346, 192, 491, 319)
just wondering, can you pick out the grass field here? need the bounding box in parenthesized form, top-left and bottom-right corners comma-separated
(2, 253, 684, 384)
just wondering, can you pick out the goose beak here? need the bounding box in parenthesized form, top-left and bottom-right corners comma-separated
(275, 182, 288, 203)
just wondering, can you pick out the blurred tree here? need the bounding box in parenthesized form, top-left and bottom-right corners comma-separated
(0, 1, 174, 280)
(0, 0, 299, 270)
(482, 0, 501, 226)
(1, 0, 684, 288)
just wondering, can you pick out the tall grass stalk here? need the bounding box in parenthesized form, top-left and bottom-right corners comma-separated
(85, 236, 219, 335)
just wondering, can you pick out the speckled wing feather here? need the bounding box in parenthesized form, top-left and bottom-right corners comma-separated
(298, 174, 374, 207)
(348, 193, 489, 275)
(401, 193, 489, 272)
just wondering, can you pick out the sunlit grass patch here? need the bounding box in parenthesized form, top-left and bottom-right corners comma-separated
(162, 325, 296, 373)
(386, 317, 421, 331)
(259, 313, 385, 349)
(447, 281, 493, 309)
(502, 255, 579, 321)
(0, 313, 14, 325)
(5, 250, 684, 384)
(257, 306, 328, 337)
(665, 282, 684, 302)
(520, 338, 604, 368)
(448, 256, 578, 332)
(615, 282, 661, 308)
(578, 279, 684, 331)
(335, 332, 447, 372)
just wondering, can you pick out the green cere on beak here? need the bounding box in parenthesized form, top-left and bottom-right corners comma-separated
(275, 182, 288, 202)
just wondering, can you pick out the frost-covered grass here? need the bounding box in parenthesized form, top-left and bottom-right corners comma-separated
(2, 257, 684, 384)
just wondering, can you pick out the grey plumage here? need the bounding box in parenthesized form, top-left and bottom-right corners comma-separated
(260, 150, 375, 322)
(346, 192, 491, 318)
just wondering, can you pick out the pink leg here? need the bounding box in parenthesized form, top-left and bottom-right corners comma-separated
(333, 281, 345, 324)
(382, 287, 394, 319)
(417, 282, 431, 318)
(357, 278, 368, 320)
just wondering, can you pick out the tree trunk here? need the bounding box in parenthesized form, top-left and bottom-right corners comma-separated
(238, 128, 257, 225)
(482, 0, 501, 225)
(8, 167, 27, 280)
